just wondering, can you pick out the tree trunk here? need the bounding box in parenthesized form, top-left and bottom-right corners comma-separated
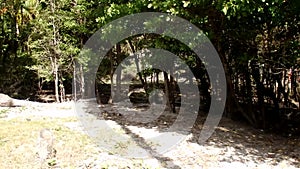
(218, 41, 255, 125)
(73, 62, 77, 100)
(127, 40, 148, 92)
(156, 71, 159, 87)
(50, 0, 59, 102)
(245, 64, 253, 103)
(59, 74, 65, 102)
(80, 63, 85, 99)
(116, 44, 122, 102)
(54, 57, 60, 102)
(108, 49, 114, 104)
(163, 72, 175, 113)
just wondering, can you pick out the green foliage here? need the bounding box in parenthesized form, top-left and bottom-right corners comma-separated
(0, 0, 299, 131)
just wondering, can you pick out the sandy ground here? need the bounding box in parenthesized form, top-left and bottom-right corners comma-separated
(1, 100, 299, 169)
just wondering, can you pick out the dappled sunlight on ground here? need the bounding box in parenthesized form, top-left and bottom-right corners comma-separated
(0, 101, 299, 168)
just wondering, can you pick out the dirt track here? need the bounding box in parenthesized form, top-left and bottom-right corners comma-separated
(0, 101, 299, 169)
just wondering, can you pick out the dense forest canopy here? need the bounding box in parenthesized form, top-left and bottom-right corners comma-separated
(0, 0, 299, 134)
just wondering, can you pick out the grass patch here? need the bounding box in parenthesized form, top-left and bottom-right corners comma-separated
(0, 117, 98, 168)
(0, 108, 9, 117)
